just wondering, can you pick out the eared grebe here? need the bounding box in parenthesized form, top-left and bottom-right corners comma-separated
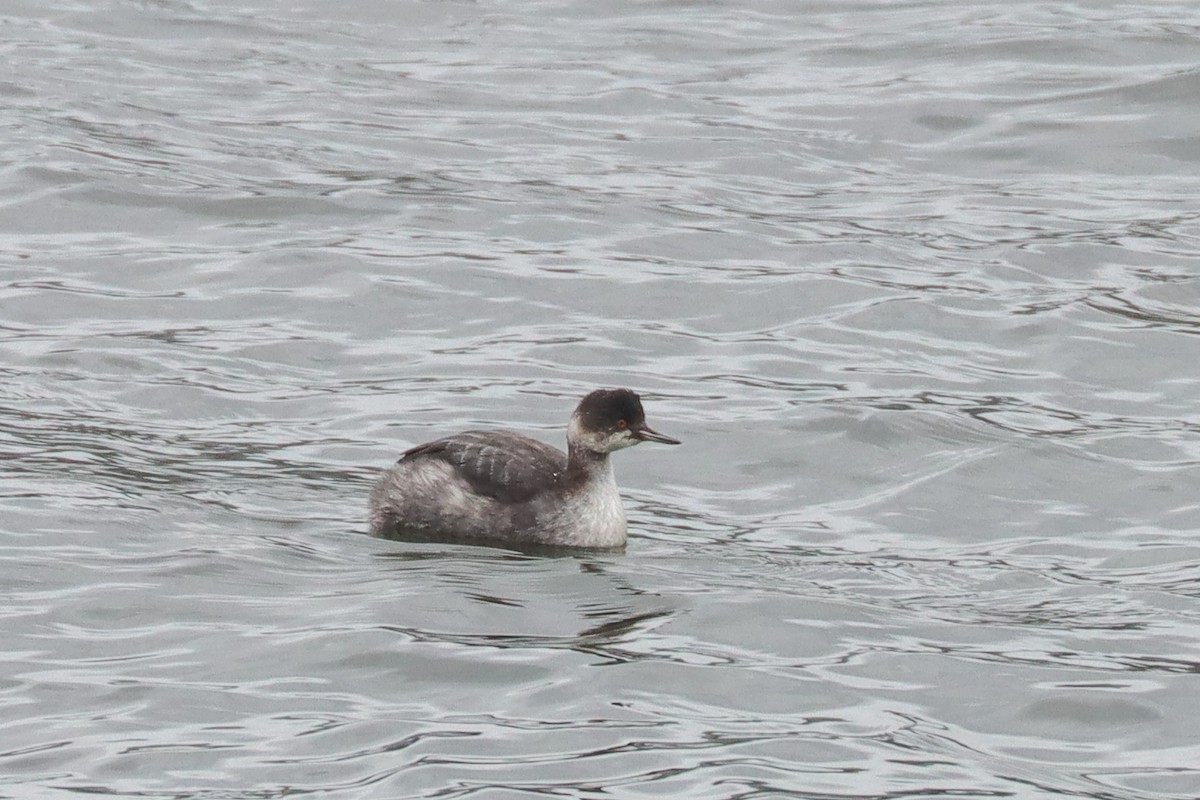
(369, 389, 680, 548)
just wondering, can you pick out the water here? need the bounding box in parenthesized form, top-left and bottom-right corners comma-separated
(3, 0, 1200, 797)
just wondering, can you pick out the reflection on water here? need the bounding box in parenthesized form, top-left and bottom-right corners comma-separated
(4, 0, 1200, 797)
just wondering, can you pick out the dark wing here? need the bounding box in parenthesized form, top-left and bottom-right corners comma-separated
(401, 430, 567, 503)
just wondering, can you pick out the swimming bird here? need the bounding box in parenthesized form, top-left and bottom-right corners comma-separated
(369, 388, 680, 548)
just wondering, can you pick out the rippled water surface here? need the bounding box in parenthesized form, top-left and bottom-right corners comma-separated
(5, 1, 1200, 797)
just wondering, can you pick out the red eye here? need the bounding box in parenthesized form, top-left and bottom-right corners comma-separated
(616, 419, 627, 429)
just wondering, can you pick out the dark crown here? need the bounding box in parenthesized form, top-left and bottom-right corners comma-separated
(574, 388, 645, 430)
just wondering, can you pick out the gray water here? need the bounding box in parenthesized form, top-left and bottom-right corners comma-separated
(4, 1, 1200, 797)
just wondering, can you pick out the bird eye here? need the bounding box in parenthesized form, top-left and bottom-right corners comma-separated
(616, 419, 627, 429)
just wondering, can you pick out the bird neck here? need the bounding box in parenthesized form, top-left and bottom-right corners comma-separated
(566, 442, 612, 484)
